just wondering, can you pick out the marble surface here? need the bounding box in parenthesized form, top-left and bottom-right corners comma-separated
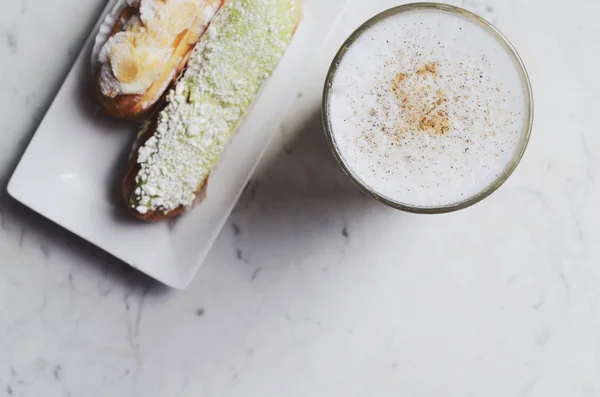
(1, 0, 600, 396)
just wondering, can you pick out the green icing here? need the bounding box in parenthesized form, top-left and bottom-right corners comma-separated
(132, 0, 299, 214)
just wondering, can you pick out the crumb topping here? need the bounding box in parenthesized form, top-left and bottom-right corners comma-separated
(131, 0, 299, 214)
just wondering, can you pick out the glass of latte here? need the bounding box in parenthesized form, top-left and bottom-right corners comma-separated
(323, 3, 533, 213)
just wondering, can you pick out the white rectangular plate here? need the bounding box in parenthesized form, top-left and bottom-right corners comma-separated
(8, 0, 348, 289)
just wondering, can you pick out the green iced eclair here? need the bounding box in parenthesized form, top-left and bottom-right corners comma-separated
(124, 0, 301, 219)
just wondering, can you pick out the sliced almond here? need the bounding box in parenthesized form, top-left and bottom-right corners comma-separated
(165, 1, 198, 36)
(186, 1, 219, 44)
(111, 43, 141, 84)
(137, 48, 165, 82)
(145, 18, 174, 47)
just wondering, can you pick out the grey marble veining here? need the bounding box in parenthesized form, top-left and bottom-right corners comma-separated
(1, 0, 600, 396)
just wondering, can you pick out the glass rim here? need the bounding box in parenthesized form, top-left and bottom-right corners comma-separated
(322, 2, 534, 214)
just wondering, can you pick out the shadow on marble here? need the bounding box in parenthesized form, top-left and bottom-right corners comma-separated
(236, 106, 369, 213)
(0, 191, 168, 295)
(226, 105, 377, 276)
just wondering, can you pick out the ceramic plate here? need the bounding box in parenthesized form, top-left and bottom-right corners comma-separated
(8, 0, 348, 288)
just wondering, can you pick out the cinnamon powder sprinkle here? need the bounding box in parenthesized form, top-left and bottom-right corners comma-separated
(391, 72, 408, 94)
(387, 61, 452, 136)
(416, 61, 438, 76)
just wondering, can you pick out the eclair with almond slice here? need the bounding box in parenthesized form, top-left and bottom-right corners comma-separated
(96, 0, 223, 119)
(123, 0, 302, 221)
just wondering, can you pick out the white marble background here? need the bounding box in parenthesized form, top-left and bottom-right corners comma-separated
(1, 0, 600, 396)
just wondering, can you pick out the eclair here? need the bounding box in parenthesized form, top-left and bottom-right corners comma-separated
(96, 0, 223, 119)
(123, 0, 302, 221)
